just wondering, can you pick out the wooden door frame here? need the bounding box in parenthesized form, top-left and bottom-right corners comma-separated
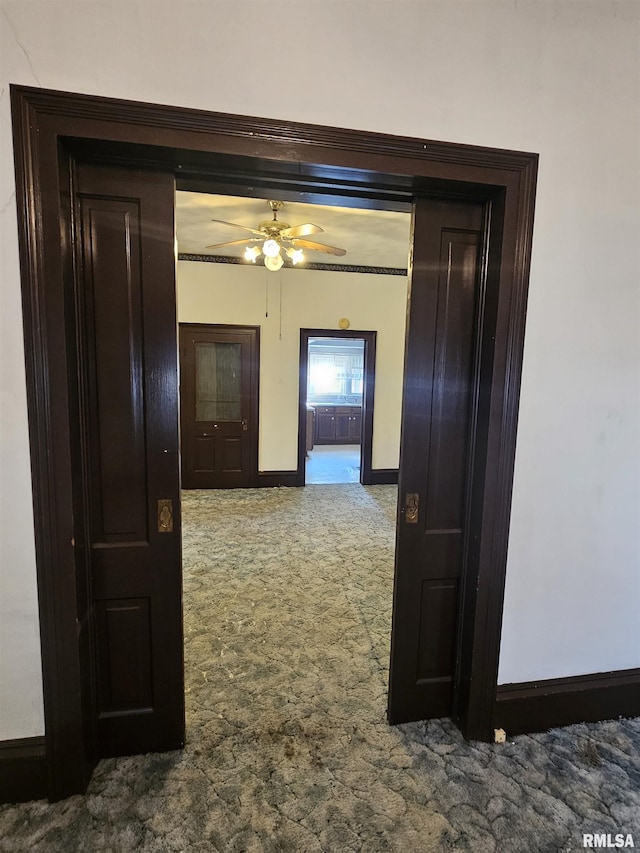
(179, 322, 260, 488)
(10, 85, 537, 799)
(297, 329, 377, 486)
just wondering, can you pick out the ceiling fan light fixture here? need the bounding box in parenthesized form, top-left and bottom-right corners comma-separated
(205, 200, 346, 269)
(262, 239, 280, 258)
(265, 253, 284, 272)
(244, 245, 261, 263)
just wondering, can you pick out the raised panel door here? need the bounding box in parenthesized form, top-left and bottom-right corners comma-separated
(180, 325, 259, 488)
(75, 162, 184, 756)
(389, 198, 483, 724)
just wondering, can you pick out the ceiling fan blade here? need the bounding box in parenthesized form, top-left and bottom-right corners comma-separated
(279, 223, 324, 239)
(210, 219, 265, 237)
(205, 238, 254, 250)
(291, 238, 347, 257)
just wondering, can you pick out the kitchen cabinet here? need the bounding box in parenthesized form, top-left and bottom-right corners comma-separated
(349, 409, 362, 441)
(313, 406, 361, 445)
(315, 407, 337, 442)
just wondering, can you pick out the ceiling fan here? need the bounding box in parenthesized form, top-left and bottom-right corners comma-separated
(206, 200, 347, 271)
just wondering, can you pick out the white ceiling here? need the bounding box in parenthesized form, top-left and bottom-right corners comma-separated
(176, 192, 412, 269)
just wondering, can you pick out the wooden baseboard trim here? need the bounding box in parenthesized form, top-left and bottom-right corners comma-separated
(364, 468, 399, 485)
(0, 736, 47, 803)
(257, 471, 298, 488)
(495, 667, 640, 736)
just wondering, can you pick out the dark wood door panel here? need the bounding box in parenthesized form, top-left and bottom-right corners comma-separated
(90, 548, 152, 599)
(180, 325, 259, 489)
(80, 198, 148, 544)
(424, 231, 479, 533)
(415, 578, 459, 717)
(417, 580, 459, 681)
(75, 162, 184, 757)
(195, 436, 216, 472)
(96, 598, 153, 712)
(221, 436, 243, 472)
(389, 198, 483, 725)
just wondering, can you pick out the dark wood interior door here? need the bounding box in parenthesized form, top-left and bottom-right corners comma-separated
(75, 162, 184, 756)
(388, 198, 484, 724)
(180, 324, 259, 489)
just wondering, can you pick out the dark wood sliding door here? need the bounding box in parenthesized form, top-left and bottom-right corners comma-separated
(388, 198, 484, 724)
(75, 162, 184, 756)
(180, 324, 259, 489)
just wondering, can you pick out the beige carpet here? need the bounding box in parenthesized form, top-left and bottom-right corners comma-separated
(1, 485, 638, 852)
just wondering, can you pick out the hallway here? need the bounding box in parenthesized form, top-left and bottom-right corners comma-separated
(1, 485, 638, 851)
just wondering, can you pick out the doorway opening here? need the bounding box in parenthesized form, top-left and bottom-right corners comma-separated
(297, 330, 381, 486)
(305, 336, 365, 485)
(11, 86, 537, 799)
(175, 194, 408, 762)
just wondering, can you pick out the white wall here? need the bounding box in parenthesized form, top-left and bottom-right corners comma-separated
(1, 0, 638, 737)
(177, 262, 407, 472)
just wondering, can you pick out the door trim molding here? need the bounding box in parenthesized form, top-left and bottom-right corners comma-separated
(10, 85, 537, 797)
(298, 329, 377, 486)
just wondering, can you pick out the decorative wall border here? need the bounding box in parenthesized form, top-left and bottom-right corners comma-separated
(178, 253, 408, 276)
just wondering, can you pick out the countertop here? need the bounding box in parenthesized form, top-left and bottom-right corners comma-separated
(307, 400, 362, 408)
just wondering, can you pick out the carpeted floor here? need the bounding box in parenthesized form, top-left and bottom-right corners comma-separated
(1, 485, 638, 852)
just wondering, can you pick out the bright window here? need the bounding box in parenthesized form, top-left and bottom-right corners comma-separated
(307, 339, 364, 402)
